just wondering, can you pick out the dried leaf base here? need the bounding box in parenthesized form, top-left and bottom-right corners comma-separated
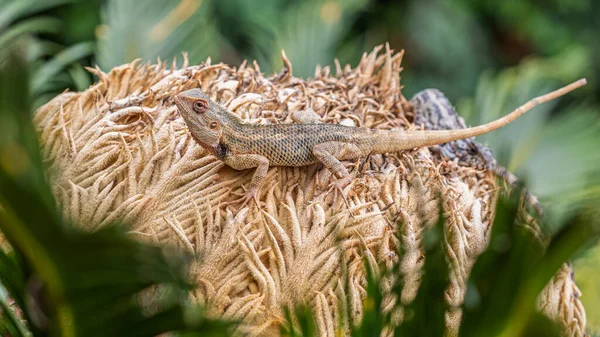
(33, 46, 586, 336)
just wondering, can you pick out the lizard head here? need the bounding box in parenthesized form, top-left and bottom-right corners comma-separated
(175, 88, 225, 150)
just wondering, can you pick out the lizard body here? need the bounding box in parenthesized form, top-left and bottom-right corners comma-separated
(174, 79, 585, 206)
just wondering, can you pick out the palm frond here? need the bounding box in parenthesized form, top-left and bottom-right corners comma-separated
(0, 17, 62, 50)
(0, 260, 30, 337)
(215, 0, 369, 77)
(393, 212, 448, 337)
(399, 0, 493, 99)
(0, 0, 73, 31)
(97, 0, 221, 69)
(31, 41, 95, 98)
(0, 0, 98, 108)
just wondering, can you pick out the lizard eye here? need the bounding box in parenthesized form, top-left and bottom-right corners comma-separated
(209, 121, 218, 129)
(193, 100, 208, 113)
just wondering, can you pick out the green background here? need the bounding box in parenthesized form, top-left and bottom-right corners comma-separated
(1, 0, 599, 334)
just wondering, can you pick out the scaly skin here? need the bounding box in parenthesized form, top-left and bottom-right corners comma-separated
(174, 79, 586, 206)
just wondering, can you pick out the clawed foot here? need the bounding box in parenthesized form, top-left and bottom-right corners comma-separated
(327, 176, 353, 208)
(225, 186, 261, 210)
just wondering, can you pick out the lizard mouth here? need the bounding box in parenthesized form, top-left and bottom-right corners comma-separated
(174, 93, 214, 141)
(174, 94, 198, 122)
(174, 94, 188, 112)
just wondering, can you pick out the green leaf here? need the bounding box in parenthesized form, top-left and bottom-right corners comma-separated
(460, 190, 543, 337)
(0, 0, 98, 109)
(458, 51, 598, 224)
(0, 17, 62, 50)
(271, 0, 370, 77)
(0, 0, 73, 32)
(401, 0, 493, 99)
(213, 0, 369, 77)
(0, 247, 28, 322)
(67, 64, 92, 91)
(282, 305, 318, 337)
(394, 209, 448, 337)
(351, 255, 384, 337)
(460, 186, 599, 337)
(0, 279, 31, 337)
(97, 0, 221, 69)
(31, 41, 95, 95)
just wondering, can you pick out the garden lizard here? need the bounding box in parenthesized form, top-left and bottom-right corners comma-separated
(174, 79, 586, 206)
(410, 89, 543, 215)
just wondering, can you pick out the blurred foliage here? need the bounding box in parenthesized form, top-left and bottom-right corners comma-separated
(457, 50, 599, 226)
(213, 0, 370, 77)
(574, 243, 600, 335)
(0, 0, 97, 107)
(282, 195, 599, 337)
(0, 47, 232, 336)
(1, 0, 600, 334)
(97, 0, 220, 70)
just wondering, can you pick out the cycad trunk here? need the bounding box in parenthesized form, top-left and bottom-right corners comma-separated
(32, 45, 586, 337)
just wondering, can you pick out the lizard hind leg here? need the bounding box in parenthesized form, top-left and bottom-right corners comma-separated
(312, 142, 363, 206)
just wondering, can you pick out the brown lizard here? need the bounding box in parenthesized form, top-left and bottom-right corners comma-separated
(174, 79, 586, 207)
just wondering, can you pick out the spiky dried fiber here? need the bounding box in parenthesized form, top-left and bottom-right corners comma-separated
(33, 45, 586, 336)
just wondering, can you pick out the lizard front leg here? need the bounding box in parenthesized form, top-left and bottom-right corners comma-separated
(224, 154, 269, 208)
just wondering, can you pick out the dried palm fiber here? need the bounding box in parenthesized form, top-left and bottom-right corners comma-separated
(32, 45, 586, 336)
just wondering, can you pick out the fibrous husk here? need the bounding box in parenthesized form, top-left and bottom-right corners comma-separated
(32, 45, 586, 336)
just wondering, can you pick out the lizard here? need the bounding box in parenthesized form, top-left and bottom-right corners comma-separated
(409, 88, 544, 215)
(174, 79, 586, 207)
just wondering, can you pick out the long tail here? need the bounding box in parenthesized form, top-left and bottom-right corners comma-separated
(384, 78, 586, 151)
